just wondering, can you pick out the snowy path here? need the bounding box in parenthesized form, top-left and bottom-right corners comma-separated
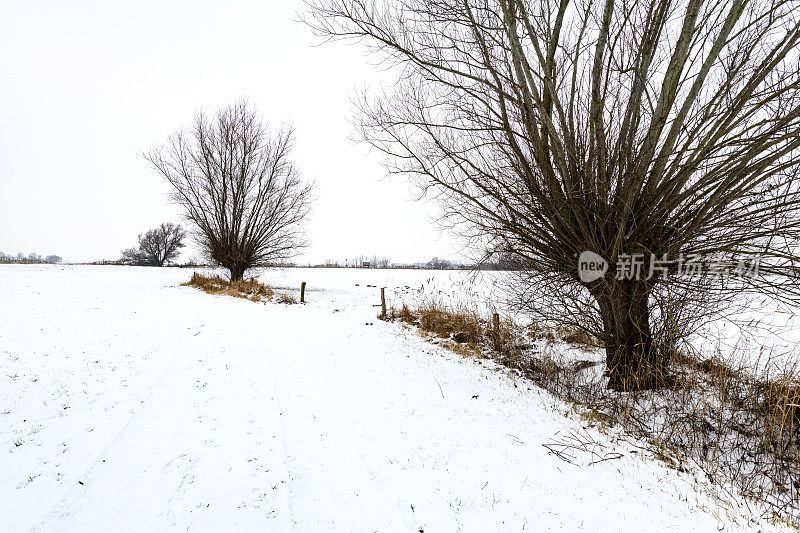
(34, 322, 293, 531)
(0, 265, 784, 531)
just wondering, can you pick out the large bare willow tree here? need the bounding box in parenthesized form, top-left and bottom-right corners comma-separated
(146, 101, 314, 282)
(307, 0, 800, 389)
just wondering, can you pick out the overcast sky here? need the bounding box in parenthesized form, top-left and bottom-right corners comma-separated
(0, 0, 460, 264)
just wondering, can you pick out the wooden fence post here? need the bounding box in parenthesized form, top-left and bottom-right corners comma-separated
(492, 312, 500, 350)
(301, 281, 306, 303)
(380, 287, 387, 318)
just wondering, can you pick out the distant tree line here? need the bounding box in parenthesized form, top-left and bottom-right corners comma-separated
(313, 256, 470, 270)
(0, 252, 62, 264)
(320, 256, 389, 268)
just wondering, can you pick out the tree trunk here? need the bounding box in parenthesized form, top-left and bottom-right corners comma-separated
(591, 281, 669, 391)
(229, 265, 246, 282)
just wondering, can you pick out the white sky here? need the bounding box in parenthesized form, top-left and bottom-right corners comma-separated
(0, 0, 460, 264)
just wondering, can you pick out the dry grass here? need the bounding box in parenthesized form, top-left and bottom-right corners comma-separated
(386, 298, 515, 358)
(417, 303, 483, 345)
(275, 292, 298, 304)
(557, 327, 602, 349)
(183, 272, 297, 304)
(388, 298, 800, 523)
(536, 350, 800, 523)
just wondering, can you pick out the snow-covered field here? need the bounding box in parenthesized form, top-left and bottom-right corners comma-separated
(0, 265, 790, 531)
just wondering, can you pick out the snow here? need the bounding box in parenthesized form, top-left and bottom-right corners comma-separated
(0, 264, 789, 531)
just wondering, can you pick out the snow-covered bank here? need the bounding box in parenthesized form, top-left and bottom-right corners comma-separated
(0, 265, 788, 531)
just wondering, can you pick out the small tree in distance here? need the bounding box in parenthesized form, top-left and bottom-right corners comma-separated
(145, 101, 314, 282)
(426, 257, 451, 270)
(121, 222, 186, 266)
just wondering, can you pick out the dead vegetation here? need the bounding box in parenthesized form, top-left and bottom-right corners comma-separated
(386, 299, 800, 524)
(183, 272, 296, 304)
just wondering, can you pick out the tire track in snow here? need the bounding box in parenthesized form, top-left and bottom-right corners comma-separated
(263, 299, 405, 531)
(30, 331, 184, 531)
(32, 298, 293, 532)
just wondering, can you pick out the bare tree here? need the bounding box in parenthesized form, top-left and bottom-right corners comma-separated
(120, 247, 147, 265)
(121, 223, 186, 266)
(371, 255, 391, 268)
(145, 101, 314, 281)
(427, 257, 452, 270)
(347, 255, 366, 268)
(307, 0, 800, 389)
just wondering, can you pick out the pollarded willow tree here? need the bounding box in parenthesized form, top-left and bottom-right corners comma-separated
(146, 101, 314, 282)
(307, 0, 800, 389)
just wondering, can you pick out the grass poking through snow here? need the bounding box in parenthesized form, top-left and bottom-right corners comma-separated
(386, 297, 800, 526)
(183, 272, 296, 304)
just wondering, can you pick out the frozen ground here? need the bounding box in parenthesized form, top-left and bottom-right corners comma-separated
(0, 265, 791, 531)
